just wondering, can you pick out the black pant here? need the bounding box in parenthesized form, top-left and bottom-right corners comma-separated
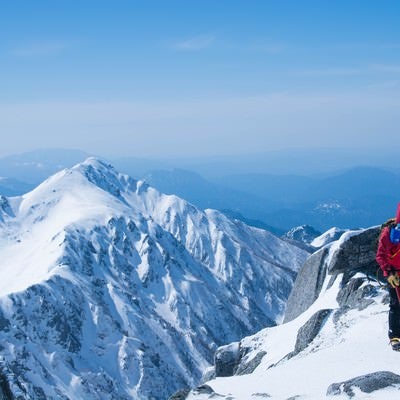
(389, 287, 400, 339)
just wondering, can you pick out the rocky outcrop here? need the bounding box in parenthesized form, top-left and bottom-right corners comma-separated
(0, 196, 14, 222)
(285, 227, 381, 323)
(327, 227, 380, 281)
(327, 371, 400, 397)
(284, 247, 330, 323)
(206, 340, 268, 382)
(169, 385, 225, 400)
(169, 389, 191, 400)
(336, 277, 379, 311)
(289, 309, 332, 358)
(215, 342, 240, 377)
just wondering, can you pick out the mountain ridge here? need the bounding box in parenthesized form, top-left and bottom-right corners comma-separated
(0, 157, 307, 399)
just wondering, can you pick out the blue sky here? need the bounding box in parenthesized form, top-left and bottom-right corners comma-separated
(0, 1, 399, 158)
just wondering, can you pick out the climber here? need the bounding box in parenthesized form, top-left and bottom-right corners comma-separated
(376, 202, 400, 351)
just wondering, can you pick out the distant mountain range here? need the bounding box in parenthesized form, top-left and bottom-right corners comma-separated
(0, 148, 399, 232)
(135, 166, 400, 231)
(0, 148, 92, 184)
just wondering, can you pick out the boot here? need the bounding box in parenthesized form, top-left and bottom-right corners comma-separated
(390, 338, 400, 351)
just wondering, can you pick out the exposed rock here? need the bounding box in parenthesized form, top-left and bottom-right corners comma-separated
(213, 339, 268, 379)
(194, 385, 216, 395)
(328, 227, 380, 281)
(326, 371, 400, 397)
(289, 309, 332, 358)
(0, 372, 14, 400)
(215, 342, 240, 377)
(169, 389, 191, 400)
(0, 310, 10, 332)
(169, 384, 227, 399)
(336, 277, 379, 311)
(0, 196, 14, 221)
(236, 350, 267, 375)
(285, 227, 381, 323)
(284, 248, 329, 322)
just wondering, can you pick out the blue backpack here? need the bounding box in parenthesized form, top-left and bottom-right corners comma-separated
(390, 224, 400, 244)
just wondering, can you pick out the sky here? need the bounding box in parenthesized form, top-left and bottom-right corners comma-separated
(0, 0, 399, 159)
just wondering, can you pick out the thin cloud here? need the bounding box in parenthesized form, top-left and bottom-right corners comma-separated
(11, 40, 70, 57)
(368, 80, 400, 89)
(1, 90, 400, 157)
(296, 64, 400, 77)
(172, 35, 215, 51)
(296, 67, 362, 76)
(371, 64, 400, 73)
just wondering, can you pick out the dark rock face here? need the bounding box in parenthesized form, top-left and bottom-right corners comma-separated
(289, 309, 332, 358)
(0, 372, 14, 400)
(169, 389, 191, 400)
(236, 350, 267, 376)
(285, 227, 381, 323)
(336, 277, 379, 311)
(168, 385, 224, 400)
(284, 248, 329, 323)
(0, 310, 10, 332)
(327, 371, 400, 397)
(213, 340, 268, 379)
(215, 342, 240, 377)
(0, 196, 14, 221)
(328, 227, 380, 280)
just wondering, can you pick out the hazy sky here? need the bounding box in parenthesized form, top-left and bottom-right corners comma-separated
(0, 1, 399, 158)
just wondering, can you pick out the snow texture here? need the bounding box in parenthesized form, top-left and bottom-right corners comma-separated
(0, 158, 307, 400)
(181, 227, 400, 400)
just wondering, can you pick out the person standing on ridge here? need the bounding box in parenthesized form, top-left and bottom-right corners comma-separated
(376, 203, 400, 351)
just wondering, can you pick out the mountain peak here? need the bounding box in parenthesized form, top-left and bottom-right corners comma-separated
(0, 160, 308, 399)
(73, 157, 133, 200)
(79, 156, 111, 169)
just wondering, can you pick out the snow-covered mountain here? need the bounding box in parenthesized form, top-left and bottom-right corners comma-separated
(283, 225, 321, 245)
(0, 158, 307, 400)
(177, 226, 400, 399)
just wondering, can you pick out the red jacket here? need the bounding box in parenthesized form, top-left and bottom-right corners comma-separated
(376, 203, 400, 277)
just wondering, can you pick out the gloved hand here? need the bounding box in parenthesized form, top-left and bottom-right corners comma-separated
(388, 272, 400, 288)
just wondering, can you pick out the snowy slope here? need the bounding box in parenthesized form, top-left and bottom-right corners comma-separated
(0, 158, 307, 400)
(311, 227, 348, 248)
(181, 228, 400, 400)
